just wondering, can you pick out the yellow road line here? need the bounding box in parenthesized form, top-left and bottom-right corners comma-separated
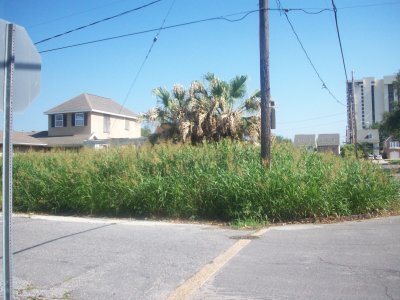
(167, 227, 271, 300)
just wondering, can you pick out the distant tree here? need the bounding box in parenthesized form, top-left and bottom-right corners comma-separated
(340, 143, 363, 159)
(370, 122, 380, 130)
(380, 103, 400, 140)
(275, 135, 292, 144)
(141, 126, 152, 137)
(374, 71, 400, 141)
(393, 70, 400, 101)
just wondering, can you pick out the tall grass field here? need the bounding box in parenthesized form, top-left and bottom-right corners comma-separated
(5, 141, 400, 223)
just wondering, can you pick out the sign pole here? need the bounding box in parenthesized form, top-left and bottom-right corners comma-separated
(1, 19, 40, 298)
(2, 23, 15, 300)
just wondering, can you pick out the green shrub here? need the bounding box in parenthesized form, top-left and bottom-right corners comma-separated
(4, 140, 399, 223)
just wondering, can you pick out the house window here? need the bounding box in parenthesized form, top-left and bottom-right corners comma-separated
(75, 113, 85, 126)
(55, 114, 64, 127)
(72, 112, 87, 127)
(125, 119, 130, 130)
(390, 141, 400, 148)
(103, 114, 110, 133)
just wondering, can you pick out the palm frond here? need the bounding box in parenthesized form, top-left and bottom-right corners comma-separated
(229, 75, 247, 100)
(173, 84, 186, 106)
(241, 90, 261, 114)
(153, 87, 172, 108)
(210, 78, 228, 101)
(204, 72, 216, 83)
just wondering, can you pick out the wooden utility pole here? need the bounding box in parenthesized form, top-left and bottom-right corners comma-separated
(259, 0, 271, 166)
(351, 71, 358, 159)
(346, 80, 353, 144)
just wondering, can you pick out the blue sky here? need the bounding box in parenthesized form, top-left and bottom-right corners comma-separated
(1, 0, 399, 141)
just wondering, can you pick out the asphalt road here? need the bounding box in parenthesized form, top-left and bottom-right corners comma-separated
(0, 215, 249, 299)
(192, 216, 400, 300)
(0, 215, 399, 299)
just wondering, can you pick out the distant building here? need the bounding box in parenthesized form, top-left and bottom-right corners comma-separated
(357, 129, 380, 156)
(44, 93, 141, 139)
(316, 134, 340, 155)
(37, 93, 141, 148)
(293, 134, 316, 150)
(383, 137, 400, 160)
(348, 75, 398, 133)
(1, 93, 143, 150)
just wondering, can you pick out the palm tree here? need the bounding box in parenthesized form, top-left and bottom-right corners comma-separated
(144, 84, 192, 142)
(145, 73, 262, 144)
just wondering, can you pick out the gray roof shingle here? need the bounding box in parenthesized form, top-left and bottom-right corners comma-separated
(31, 131, 91, 147)
(294, 134, 316, 147)
(317, 134, 340, 147)
(357, 129, 379, 144)
(44, 93, 138, 119)
(0, 131, 47, 146)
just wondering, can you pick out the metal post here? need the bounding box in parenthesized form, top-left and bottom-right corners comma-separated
(2, 23, 15, 300)
(259, 0, 271, 166)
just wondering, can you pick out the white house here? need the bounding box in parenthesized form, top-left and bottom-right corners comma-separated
(38, 93, 141, 147)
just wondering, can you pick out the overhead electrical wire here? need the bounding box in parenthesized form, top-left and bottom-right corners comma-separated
(38, 10, 259, 53)
(38, 7, 332, 54)
(120, 0, 176, 112)
(281, 8, 332, 14)
(295, 1, 400, 10)
(331, 0, 348, 82)
(276, 0, 346, 107)
(34, 0, 163, 45)
(109, 0, 176, 133)
(27, 1, 400, 30)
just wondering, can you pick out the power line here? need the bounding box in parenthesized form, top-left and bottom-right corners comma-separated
(281, 8, 332, 14)
(294, 1, 400, 10)
(38, 10, 259, 53)
(331, 0, 348, 82)
(109, 0, 176, 134)
(34, 0, 163, 45)
(120, 0, 176, 111)
(276, 0, 346, 107)
(38, 7, 332, 54)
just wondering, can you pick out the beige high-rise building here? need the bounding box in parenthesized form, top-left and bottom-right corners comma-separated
(351, 75, 398, 130)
